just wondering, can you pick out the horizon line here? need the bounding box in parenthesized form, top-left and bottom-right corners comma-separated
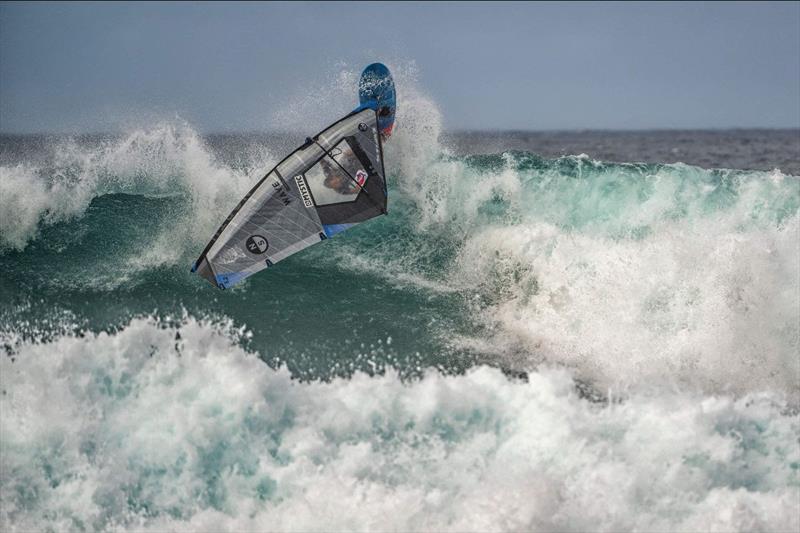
(1, 127, 798, 137)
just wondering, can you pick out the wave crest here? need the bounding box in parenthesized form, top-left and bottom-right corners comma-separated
(0, 122, 265, 251)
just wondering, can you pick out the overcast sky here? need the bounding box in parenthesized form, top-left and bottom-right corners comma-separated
(1, 1, 798, 132)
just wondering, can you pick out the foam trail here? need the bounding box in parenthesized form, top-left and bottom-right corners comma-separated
(1, 317, 797, 532)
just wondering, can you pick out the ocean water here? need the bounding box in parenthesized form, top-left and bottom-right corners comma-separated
(1, 70, 799, 532)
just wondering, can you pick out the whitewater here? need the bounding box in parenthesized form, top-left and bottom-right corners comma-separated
(1, 66, 798, 532)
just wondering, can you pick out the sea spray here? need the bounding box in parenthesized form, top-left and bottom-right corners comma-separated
(0, 123, 269, 251)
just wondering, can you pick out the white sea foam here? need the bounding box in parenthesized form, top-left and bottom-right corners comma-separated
(1, 317, 797, 532)
(451, 213, 800, 399)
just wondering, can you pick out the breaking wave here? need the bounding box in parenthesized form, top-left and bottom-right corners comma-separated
(2, 317, 797, 532)
(0, 123, 267, 251)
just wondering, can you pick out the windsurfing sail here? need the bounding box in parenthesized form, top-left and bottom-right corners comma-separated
(192, 108, 387, 289)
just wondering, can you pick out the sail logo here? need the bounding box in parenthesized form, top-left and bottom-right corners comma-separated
(271, 180, 292, 206)
(355, 169, 368, 186)
(294, 175, 314, 207)
(246, 235, 269, 254)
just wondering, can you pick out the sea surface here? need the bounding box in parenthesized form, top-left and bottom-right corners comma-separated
(1, 75, 799, 531)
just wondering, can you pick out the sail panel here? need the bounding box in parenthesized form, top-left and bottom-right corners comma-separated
(193, 108, 386, 289)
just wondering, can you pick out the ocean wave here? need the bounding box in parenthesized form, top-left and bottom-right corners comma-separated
(2, 316, 797, 532)
(329, 148, 800, 399)
(2, 125, 797, 398)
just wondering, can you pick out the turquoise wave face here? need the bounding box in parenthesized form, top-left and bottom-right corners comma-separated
(1, 122, 799, 532)
(0, 189, 475, 380)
